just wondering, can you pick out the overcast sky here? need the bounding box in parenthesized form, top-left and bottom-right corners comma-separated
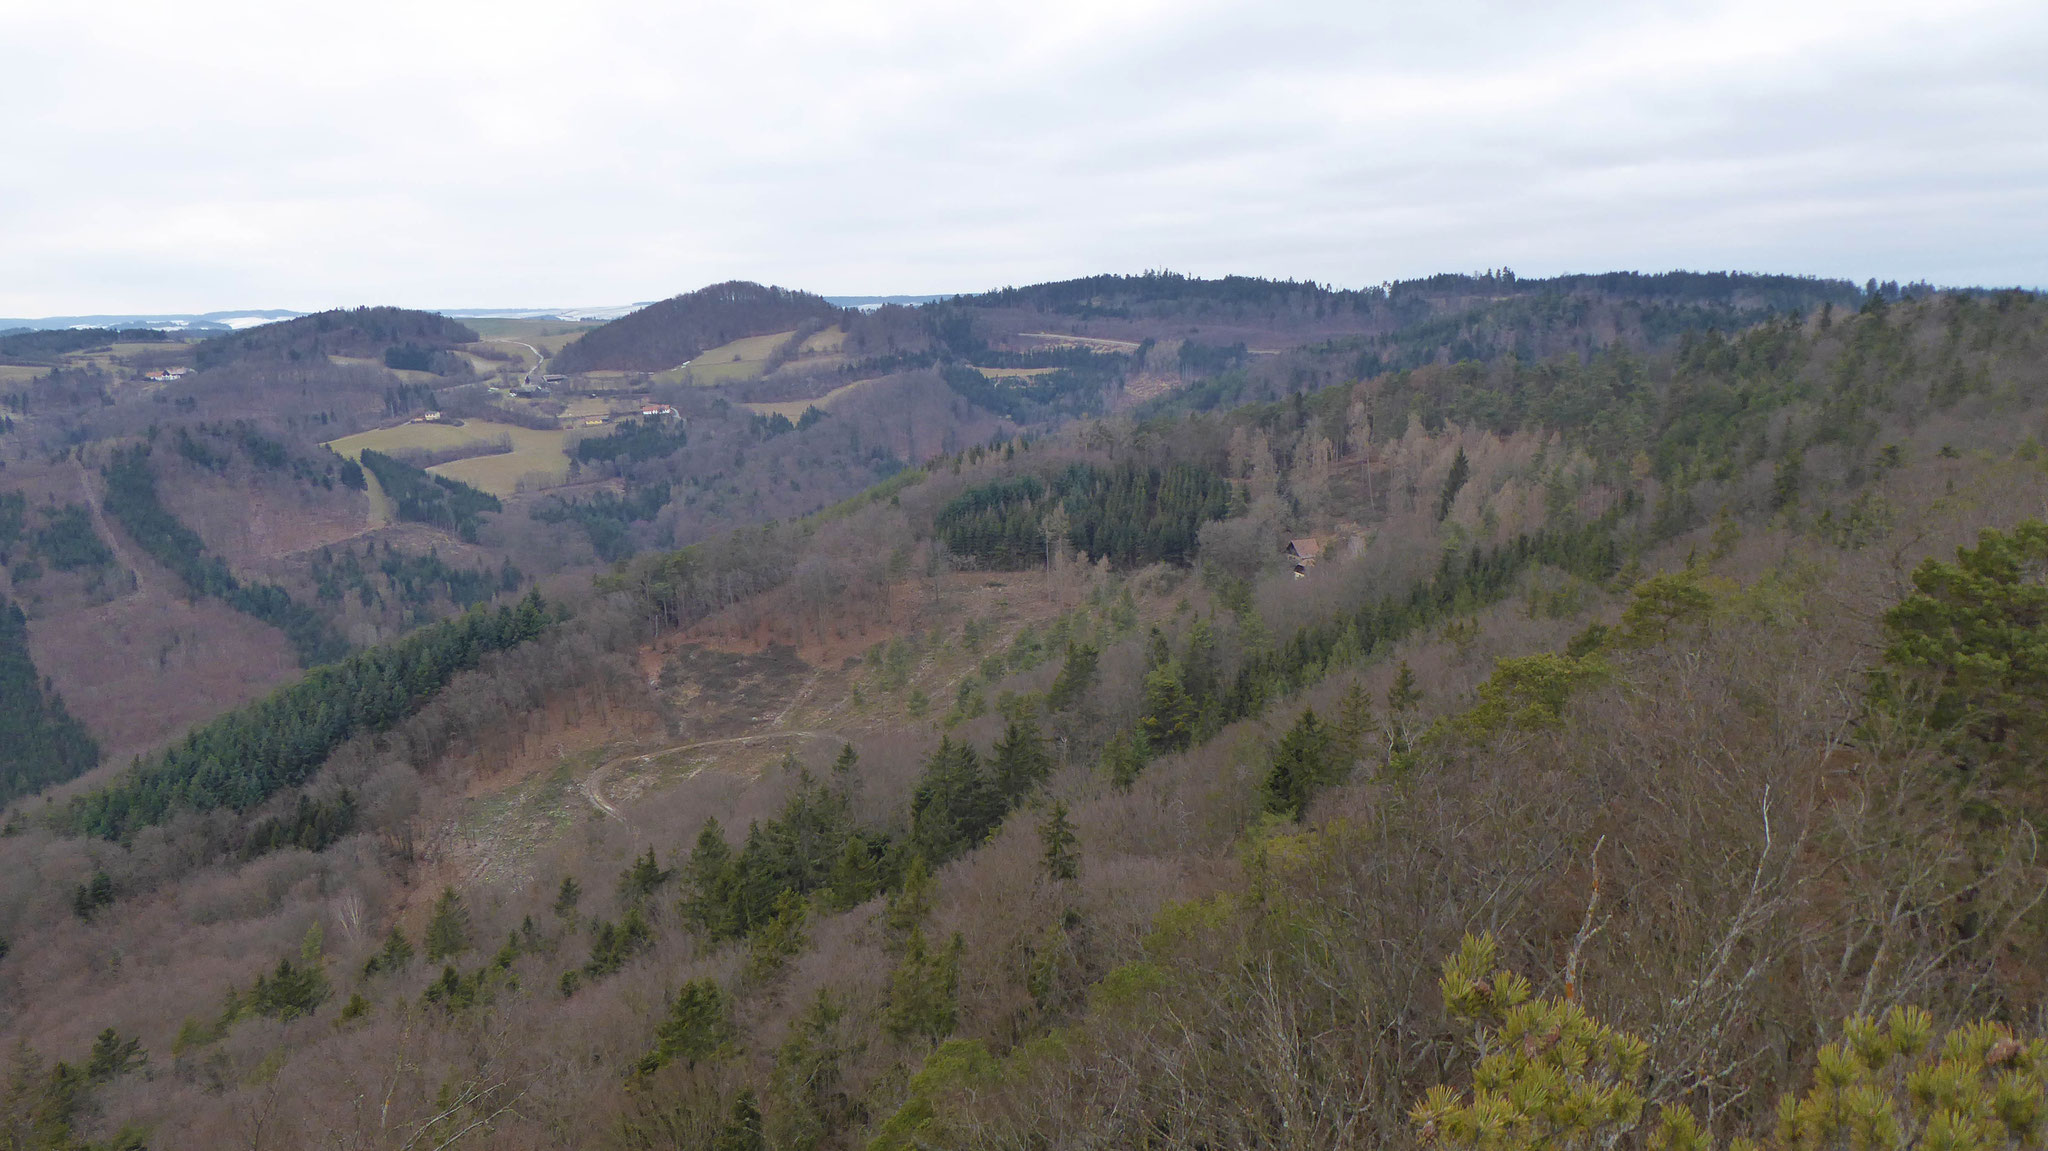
(2, 0, 2043, 315)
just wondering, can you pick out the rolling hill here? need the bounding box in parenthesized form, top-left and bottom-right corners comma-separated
(548, 281, 848, 374)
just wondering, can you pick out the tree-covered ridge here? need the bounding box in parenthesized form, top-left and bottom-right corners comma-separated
(0, 595, 99, 807)
(310, 542, 521, 616)
(550, 281, 845, 373)
(936, 462, 1230, 570)
(947, 269, 1862, 321)
(572, 416, 689, 465)
(101, 445, 348, 667)
(356, 449, 501, 542)
(68, 591, 551, 840)
(0, 326, 173, 364)
(194, 306, 477, 370)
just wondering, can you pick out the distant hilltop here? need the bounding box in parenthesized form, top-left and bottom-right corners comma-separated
(0, 296, 953, 333)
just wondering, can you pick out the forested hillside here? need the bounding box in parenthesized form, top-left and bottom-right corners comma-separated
(0, 596, 99, 806)
(101, 445, 350, 667)
(194, 306, 478, 371)
(1, 279, 2045, 1151)
(550, 282, 847, 373)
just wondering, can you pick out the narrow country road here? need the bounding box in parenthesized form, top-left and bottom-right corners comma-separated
(485, 339, 547, 384)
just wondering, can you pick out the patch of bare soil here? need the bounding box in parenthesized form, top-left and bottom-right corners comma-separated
(658, 642, 815, 741)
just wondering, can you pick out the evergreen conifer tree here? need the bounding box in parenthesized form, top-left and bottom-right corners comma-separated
(1038, 801, 1079, 883)
(714, 1088, 766, 1151)
(909, 739, 997, 862)
(1045, 643, 1098, 713)
(1264, 707, 1337, 819)
(990, 719, 1052, 803)
(637, 977, 736, 1075)
(681, 818, 737, 939)
(1335, 679, 1379, 767)
(424, 887, 471, 962)
(830, 742, 858, 781)
(552, 876, 581, 927)
(1141, 662, 1196, 752)
(1438, 446, 1471, 520)
(885, 926, 962, 1044)
(745, 891, 809, 982)
(886, 855, 935, 943)
(617, 848, 672, 906)
(362, 925, 415, 978)
(1102, 728, 1151, 791)
(83, 1030, 145, 1084)
(825, 836, 879, 910)
(1182, 616, 1219, 695)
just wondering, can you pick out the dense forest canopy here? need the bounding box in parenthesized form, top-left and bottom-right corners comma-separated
(0, 327, 172, 364)
(0, 596, 99, 806)
(936, 462, 1231, 570)
(946, 268, 1864, 321)
(355, 449, 501, 541)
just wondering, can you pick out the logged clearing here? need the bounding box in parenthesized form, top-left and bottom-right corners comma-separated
(740, 375, 879, 420)
(324, 420, 571, 497)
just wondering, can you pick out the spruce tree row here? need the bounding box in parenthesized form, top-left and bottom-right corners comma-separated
(0, 594, 99, 807)
(101, 445, 349, 666)
(69, 591, 551, 840)
(935, 462, 1230, 570)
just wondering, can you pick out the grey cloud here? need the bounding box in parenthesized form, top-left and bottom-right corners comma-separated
(0, 0, 2041, 315)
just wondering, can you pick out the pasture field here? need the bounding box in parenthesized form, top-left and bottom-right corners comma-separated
(557, 397, 628, 420)
(673, 330, 794, 383)
(973, 365, 1060, 379)
(797, 327, 845, 355)
(0, 365, 42, 383)
(464, 318, 602, 356)
(739, 375, 877, 420)
(1018, 331, 1144, 351)
(324, 420, 571, 497)
(651, 325, 852, 385)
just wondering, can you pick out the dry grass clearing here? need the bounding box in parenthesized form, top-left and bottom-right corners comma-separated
(1018, 331, 1144, 352)
(646, 325, 853, 386)
(324, 420, 571, 497)
(671, 330, 795, 384)
(465, 317, 603, 356)
(973, 365, 1060, 379)
(740, 376, 879, 420)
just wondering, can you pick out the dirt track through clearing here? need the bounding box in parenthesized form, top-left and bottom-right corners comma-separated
(577, 729, 845, 821)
